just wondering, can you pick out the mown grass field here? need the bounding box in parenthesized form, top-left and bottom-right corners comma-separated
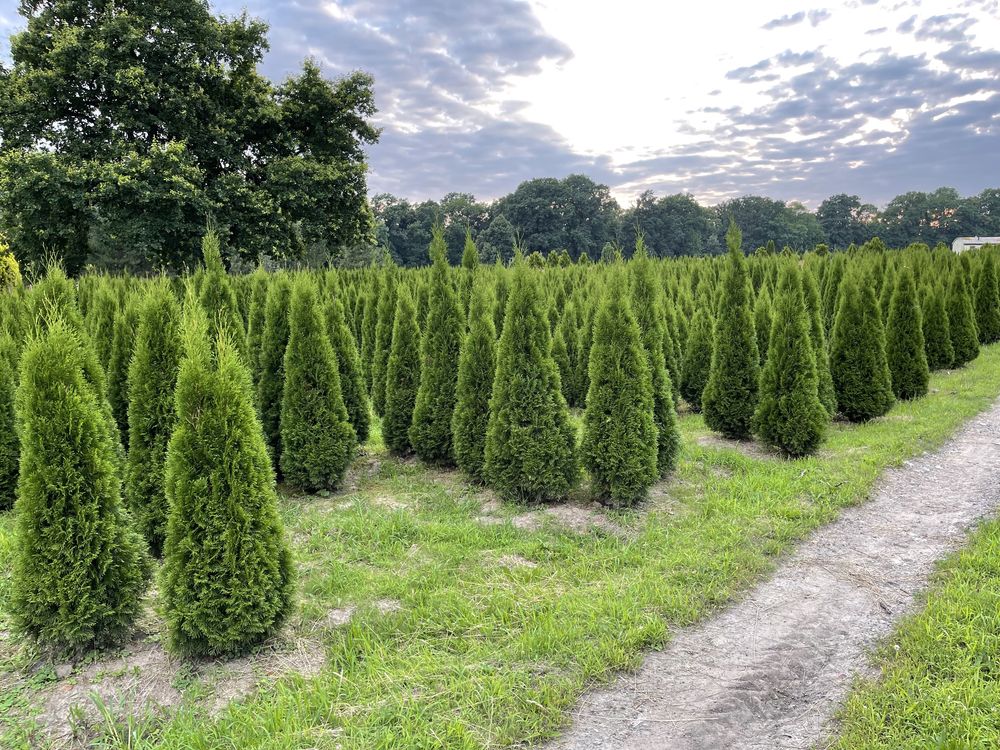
(2, 344, 1000, 750)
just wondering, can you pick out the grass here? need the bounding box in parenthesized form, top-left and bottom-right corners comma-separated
(1, 344, 1000, 749)
(831, 507, 1000, 748)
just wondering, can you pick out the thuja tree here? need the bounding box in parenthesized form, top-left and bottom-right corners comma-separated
(12, 321, 150, 650)
(410, 227, 464, 464)
(125, 282, 183, 556)
(753, 263, 827, 457)
(371, 272, 397, 416)
(702, 222, 759, 439)
(161, 305, 293, 657)
(484, 259, 578, 503)
(802, 270, 837, 418)
(583, 271, 657, 506)
(86, 283, 118, 366)
(922, 283, 954, 370)
(246, 267, 269, 390)
(885, 266, 929, 400)
(383, 286, 421, 455)
(452, 274, 497, 481)
(0, 332, 19, 510)
(198, 231, 247, 362)
(680, 305, 713, 411)
(258, 273, 293, 471)
(280, 277, 356, 491)
(753, 285, 772, 366)
(324, 295, 371, 444)
(947, 264, 980, 366)
(460, 229, 478, 314)
(829, 270, 894, 422)
(359, 282, 378, 391)
(107, 293, 140, 445)
(630, 239, 680, 476)
(974, 254, 1000, 344)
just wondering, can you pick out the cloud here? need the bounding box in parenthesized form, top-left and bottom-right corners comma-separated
(762, 11, 807, 29)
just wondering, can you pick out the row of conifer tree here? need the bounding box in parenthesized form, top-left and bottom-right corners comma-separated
(0, 227, 995, 654)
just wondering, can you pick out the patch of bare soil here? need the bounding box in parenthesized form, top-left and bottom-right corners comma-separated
(695, 434, 783, 461)
(508, 503, 625, 536)
(546, 399, 1000, 750)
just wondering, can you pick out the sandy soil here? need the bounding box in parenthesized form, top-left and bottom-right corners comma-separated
(545, 399, 1000, 750)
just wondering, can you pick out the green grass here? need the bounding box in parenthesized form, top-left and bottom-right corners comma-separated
(2, 344, 1000, 749)
(831, 508, 1000, 748)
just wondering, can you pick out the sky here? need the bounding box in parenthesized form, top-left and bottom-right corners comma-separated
(1, 0, 999, 208)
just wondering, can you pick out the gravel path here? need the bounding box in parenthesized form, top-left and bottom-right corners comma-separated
(546, 400, 1000, 750)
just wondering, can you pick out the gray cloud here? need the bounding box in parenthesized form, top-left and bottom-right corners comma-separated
(763, 11, 807, 29)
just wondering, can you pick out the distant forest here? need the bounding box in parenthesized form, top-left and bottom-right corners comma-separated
(374, 177, 1000, 267)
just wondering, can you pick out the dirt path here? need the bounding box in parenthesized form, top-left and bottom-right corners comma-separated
(546, 400, 1000, 750)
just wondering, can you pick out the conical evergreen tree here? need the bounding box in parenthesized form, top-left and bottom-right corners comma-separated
(324, 295, 371, 444)
(125, 283, 183, 556)
(922, 283, 954, 370)
(383, 287, 421, 454)
(829, 271, 894, 422)
(410, 228, 464, 464)
(246, 267, 270, 390)
(258, 274, 293, 472)
(371, 272, 397, 415)
(802, 270, 837, 417)
(583, 272, 658, 506)
(661, 296, 682, 398)
(0, 332, 19, 510)
(947, 265, 980, 366)
(753, 264, 827, 457)
(12, 321, 150, 650)
(822, 253, 846, 332)
(680, 305, 713, 411)
(108, 292, 140, 443)
(452, 275, 497, 481)
(885, 267, 929, 400)
(198, 230, 247, 362)
(161, 304, 293, 657)
(754, 286, 772, 366)
(280, 278, 356, 491)
(974, 254, 1000, 344)
(630, 239, 680, 476)
(460, 229, 478, 315)
(702, 223, 759, 439)
(360, 282, 378, 391)
(86, 284, 118, 367)
(484, 259, 578, 503)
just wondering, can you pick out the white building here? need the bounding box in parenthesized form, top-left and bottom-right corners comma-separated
(952, 236, 1000, 253)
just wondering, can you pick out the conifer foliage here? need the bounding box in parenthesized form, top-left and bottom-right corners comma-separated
(922, 283, 954, 371)
(974, 255, 1000, 345)
(410, 227, 464, 464)
(452, 275, 497, 480)
(582, 271, 658, 506)
(885, 266, 929, 400)
(161, 304, 292, 657)
(324, 295, 371, 444)
(383, 287, 421, 454)
(484, 260, 578, 503)
(702, 223, 760, 439)
(258, 274, 293, 471)
(280, 278, 357, 492)
(12, 321, 151, 650)
(125, 282, 183, 555)
(947, 264, 980, 367)
(680, 305, 713, 411)
(829, 270, 894, 422)
(0, 332, 17, 510)
(753, 263, 827, 457)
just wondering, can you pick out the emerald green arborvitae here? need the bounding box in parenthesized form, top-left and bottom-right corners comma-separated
(484, 260, 578, 503)
(107, 295, 139, 445)
(258, 274, 292, 472)
(583, 272, 658, 506)
(947, 264, 980, 366)
(324, 295, 371, 444)
(460, 229, 479, 314)
(922, 283, 954, 370)
(125, 283, 182, 556)
(246, 267, 269, 390)
(822, 253, 845, 332)
(752, 263, 827, 457)
(198, 231, 247, 362)
(360, 282, 378, 391)
(885, 266, 929, 400)
(630, 240, 680, 476)
(161, 305, 293, 657)
(280, 278, 356, 491)
(662, 296, 682, 397)
(974, 255, 1000, 344)
(452, 275, 497, 481)
(383, 287, 421, 455)
(86, 284, 118, 366)
(803, 270, 837, 417)
(371, 273, 397, 415)
(829, 270, 895, 422)
(0, 333, 19, 510)
(680, 305, 713, 411)
(12, 321, 150, 651)
(702, 223, 759, 439)
(410, 228, 464, 465)
(754, 285, 772, 366)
